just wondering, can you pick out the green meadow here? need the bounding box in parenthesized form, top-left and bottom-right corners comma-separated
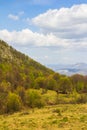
(0, 104, 87, 130)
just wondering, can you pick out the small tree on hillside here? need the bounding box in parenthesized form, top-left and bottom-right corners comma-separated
(6, 92, 22, 113)
(59, 77, 73, 94)
(25, 89, 44, 108)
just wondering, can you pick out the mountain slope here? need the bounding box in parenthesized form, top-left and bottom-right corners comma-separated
(0, 40, 56, 113)
(0, 40, 87, 114)
(0, 40, 54, 89)
(0, 40, 53, 73)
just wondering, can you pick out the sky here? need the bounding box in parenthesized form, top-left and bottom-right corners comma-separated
(0, 0, 87, 65)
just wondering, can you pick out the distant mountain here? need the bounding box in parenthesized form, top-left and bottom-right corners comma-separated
(47, 63, 87, 76)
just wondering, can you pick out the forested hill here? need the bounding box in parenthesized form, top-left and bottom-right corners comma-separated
(0, 40, 53, 75)
(0, 40, 55, 113)
(0, 40, 55, 87)
(0, 40, 87, 114)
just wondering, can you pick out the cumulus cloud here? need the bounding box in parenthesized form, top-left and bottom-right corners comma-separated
(0, 29, 70, 47)
(1, 4, 87, 51)
(0, 29, 87, 49)
(32, 4, 87, 39)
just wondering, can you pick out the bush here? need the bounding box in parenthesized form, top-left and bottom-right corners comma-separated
(76, 94, 87, 103)
(16, 86, 25, 103)
(6, 92, 22, 113)
(69, 91, 87, 104)
(58, 77, 73, 94)
(25, 89, 44, 108)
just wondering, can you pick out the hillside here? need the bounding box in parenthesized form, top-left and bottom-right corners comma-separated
(0, 40, 87, 114)
(0, 40, 55, 88)
(0, 40, 53, 74)
(0, 40, 55, 113)
(0, 41, 54, 88)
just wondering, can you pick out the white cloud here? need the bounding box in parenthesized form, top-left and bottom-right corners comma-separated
(32, 4, 87, 39)
(8, 14, 19, 21)
(0, 29, 70, 47)
(1, 4, 87, 51)
(0, 29, 87, 50)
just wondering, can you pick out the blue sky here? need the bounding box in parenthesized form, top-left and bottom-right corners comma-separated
(0, 0, 87, 65)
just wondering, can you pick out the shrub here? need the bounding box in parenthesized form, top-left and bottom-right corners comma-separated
(59, 77, 73, 94)
(25, 89, 44, 108)
(16, 86, 25, 103)
(35, 77, 45, 89)
(6, 92, 22, 113)
(69, 91, 87, 104)
(76, 94, 87, 103)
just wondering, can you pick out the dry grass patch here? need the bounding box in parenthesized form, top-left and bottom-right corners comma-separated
(0, 104, 87, 130)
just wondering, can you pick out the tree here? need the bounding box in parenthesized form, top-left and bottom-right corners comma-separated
(35, 77, 45, 89)
(71, 74, 85, 93)
(0, 80, 11, 93)
(45, 75, 57, 91)
(25, 89, 44, 108)
(6, 92, 22, 113)
(52, 73, 61, 82)
(16, 86, 25, 103)
(59, 77, 73, 94)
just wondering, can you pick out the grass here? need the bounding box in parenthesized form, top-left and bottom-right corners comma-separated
(0, 104, 87, 130)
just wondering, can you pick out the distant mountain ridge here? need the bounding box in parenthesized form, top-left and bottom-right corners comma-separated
(47, 63, 87, 76)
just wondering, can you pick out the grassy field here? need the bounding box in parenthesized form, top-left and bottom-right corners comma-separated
(0, 104, 87, 130)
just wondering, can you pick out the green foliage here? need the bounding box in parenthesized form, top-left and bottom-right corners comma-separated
(45, 76, 57, 90)
(6, 92, 22, 113)
(76, 94, 87, 103)
(52, 73, 61, 82)
(35, 77, 45, 89)
(71, 74, 85, 93)
(59, 77, 73, 94)
(42, 89, 57, 105)
(0, 80, 11, 93)
(16, 86, 26, 103)
(25, 89, 45, 108)
(0, 92, 7, 114)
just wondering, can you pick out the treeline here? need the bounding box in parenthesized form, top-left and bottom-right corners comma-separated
(0, 67, 87, 114)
